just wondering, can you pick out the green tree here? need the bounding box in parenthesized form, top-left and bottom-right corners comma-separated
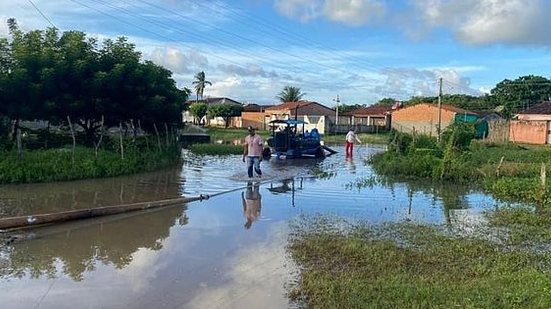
(192, 71, 211, 103)
(338, 104, 364, 114)
(491, 75, 551, 118)
(376, 97, 397, 106)
(189, 102, 208, 125)
(276, 86, 305, 102)
(0, 20, 188, 144)
(207, 103, 243, 128)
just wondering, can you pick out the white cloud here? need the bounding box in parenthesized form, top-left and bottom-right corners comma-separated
(274, 0, 323, 22)
(323, 0, 385, 26)
(147, 46, 208, 74)
(275, 0, 385, 25)
(410, 0, 551, 46)
(184, 224, 293, 309)
(374, 67, 481, 99)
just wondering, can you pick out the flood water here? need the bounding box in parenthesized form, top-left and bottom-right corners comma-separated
(0, 145, 498, 308)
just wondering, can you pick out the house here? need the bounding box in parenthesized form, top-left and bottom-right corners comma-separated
(182, 97, 243, 127)
(510, 101, 551, 144)
(391, 103, 480, 136)
(241, 103, 272, 130)
(344, 105, 393, 131)
(264, 101, 336, 134)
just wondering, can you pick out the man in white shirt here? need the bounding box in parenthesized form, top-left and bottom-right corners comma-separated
(345, 128, 361, 157)
(243, 126, 263, 178)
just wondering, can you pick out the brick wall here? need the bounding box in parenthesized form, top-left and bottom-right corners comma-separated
(391, 104, 455, 135)
(241, 112, 267, 130)
(509, 120, 547, 144)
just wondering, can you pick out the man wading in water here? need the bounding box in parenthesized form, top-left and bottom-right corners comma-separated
(243, 126, 263, 178)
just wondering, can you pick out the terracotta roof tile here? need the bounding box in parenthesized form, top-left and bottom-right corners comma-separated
(519, 101, 551, 114)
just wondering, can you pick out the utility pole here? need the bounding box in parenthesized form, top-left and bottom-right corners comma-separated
(437, 77, 443, 142)
(334, 94, 340, 129)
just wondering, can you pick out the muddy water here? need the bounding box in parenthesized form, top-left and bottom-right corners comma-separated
(0, 145, 498, 309)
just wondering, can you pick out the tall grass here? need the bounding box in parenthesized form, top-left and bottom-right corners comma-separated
(0, 146, 180, 184)
(370, 126, 551, 205)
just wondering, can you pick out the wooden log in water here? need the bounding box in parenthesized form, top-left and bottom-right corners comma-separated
(322, 145, 338, 155)
(0, 195, 209, 230)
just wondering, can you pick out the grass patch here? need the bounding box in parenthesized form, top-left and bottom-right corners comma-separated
(207, 127, 270, 142)
(188, 143, 243, 155)
(0, 146, 180, 184)
(288, 215, 551, 308)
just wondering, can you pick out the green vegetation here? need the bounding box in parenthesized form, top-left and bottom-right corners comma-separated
(0, 145, 180, 184)
(370, 125, 551, 205)
(0, 20, 186, 183)
(188, 143, 243, 155)
(288, 215, 551, 308)
(276, 86, 305, 102)
(207, 127, 270, 142)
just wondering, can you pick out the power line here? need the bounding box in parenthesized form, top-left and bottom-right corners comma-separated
(27, 0, 56, 28)
(128, 0, 368, 78)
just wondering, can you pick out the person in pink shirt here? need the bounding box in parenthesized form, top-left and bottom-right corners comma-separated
(242, 126, 263, 178)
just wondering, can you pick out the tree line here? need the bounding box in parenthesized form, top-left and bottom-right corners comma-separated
(349, 75, 551, 119)
(0, 19, 188, 146)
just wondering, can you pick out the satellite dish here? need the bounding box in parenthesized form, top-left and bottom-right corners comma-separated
(494, 105, 505, 113)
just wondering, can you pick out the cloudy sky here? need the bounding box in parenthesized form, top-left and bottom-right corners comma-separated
(2, 0, 551, 106)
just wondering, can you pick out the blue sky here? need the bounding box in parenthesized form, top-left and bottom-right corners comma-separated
(1, 0, 551, 106)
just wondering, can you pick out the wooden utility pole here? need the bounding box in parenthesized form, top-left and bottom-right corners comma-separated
(335, 95, 340, 125)
(437, 77, 443, 142)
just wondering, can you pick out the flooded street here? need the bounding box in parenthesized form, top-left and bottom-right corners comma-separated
(0, 145, 498, 308)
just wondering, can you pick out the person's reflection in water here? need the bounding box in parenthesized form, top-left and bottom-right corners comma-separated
(346, 156, 356, 174)
(242, 181, 262, 230)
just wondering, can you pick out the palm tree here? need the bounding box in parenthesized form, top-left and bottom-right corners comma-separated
(276, 86, 305, 102)
(192, 71, 212, 103)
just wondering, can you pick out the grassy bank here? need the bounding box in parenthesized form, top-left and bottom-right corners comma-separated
(0, 146, 180, 184)
(206, 127, 391, 145)
(207, 127, 270, 142)
(288, 214, 551, 308)
(369, 127, 551, 206)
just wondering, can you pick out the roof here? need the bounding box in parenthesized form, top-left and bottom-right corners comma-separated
(439, 104, 478, 115)
(185, 97, 242, 106)
(243, 103, 267, 112)
(265, 101, 335, 117)
(519, 101, 551, 114)
(395, 103, 478, 115)
(265, 101, 314, 111)
(345, 105, 393, 117)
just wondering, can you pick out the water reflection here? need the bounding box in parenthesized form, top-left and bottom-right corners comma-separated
(242, 182, 261, 230)
(0, 145, 500, 308)
(346, 156, 356, 174)
(0, 204, 187, 281)
(0, 168, 183, 218)
(267, 178, 303, 207)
